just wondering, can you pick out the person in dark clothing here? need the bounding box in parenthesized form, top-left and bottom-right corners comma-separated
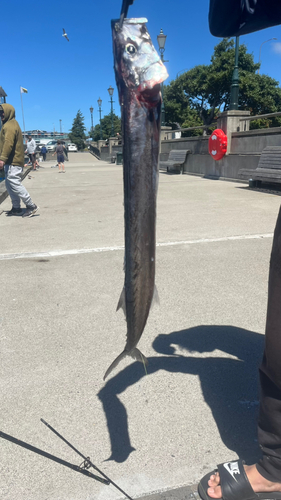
(198, 3, 281, 500)
(52, 140, 67, 173)
(41, 145, 47, 161)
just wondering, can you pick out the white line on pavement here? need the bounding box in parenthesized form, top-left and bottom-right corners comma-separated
(0, 233, 273, 261)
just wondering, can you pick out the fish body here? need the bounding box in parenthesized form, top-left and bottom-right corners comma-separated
(103, 18, 168, 380)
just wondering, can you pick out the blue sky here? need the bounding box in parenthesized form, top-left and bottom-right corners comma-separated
(1, 0, 281, 134)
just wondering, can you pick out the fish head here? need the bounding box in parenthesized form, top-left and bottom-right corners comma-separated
(112, 18, 168, 101)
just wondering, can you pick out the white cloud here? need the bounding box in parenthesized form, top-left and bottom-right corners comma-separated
(272, 42, 281, 55)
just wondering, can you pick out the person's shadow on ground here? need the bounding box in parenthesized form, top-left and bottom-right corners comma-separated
(97, 325, 264, 464)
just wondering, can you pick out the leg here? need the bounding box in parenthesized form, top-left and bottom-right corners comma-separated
(58, 162, 61, 171)
(257, 205, 281, 482)
(61, 162, 65, 172)
(200, 206, 281, 499)
(32, 153, 36, 170)
(6, 165, 34, 207)
(5, 165, 22, 208)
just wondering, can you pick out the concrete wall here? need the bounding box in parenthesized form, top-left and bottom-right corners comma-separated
(100, 146, 109, 161)
(185, 153, 260, 180)
(231, 128, 281, 153)
(160, 126, 281, 181)
(161, 137, 209, 158)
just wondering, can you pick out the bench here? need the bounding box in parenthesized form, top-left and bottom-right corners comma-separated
(239, 146, 281, 186)
(159, 149, 190, 174)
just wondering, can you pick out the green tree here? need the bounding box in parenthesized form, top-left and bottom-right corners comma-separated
(69, 110, 86, 150)
(91, 113, 121, 141)
(164, 38, 281, 132)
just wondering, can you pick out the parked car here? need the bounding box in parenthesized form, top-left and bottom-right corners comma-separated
(68, 143, 78, 152)
(46, 140, 58, 152)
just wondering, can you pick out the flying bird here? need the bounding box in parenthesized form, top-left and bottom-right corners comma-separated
(62, 28, 69, 42)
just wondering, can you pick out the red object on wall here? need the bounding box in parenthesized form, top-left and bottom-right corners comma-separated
(208, 129, 227, 161)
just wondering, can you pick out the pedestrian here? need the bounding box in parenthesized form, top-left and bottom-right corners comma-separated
(62, 142, 68, 161)
(198, 212, 281, 497)
(25, 134, 37, 171)
(0, 103, 39, 217)
(41, 145, 47, 161)
(52, 140, 67, 173)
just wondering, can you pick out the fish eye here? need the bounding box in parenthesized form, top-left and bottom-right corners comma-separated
(125, 44, 137, 55)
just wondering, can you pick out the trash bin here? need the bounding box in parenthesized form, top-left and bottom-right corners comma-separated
(116, 152, 123, 165)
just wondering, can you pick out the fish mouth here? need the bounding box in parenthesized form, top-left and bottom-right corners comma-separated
(137, 61, 168, 93)
(138, 84, 161, 101)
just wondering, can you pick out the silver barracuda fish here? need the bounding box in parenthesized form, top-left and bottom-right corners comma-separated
(103, 18, 168, 380)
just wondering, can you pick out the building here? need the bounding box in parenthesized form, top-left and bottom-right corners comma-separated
(23, 129, 69, 141)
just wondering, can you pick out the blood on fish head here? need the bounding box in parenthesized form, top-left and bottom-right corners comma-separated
(112, 18, 168, 101)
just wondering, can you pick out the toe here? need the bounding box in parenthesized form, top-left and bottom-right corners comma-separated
(208, 473, 220, 487)
(207, 485, 222, 499)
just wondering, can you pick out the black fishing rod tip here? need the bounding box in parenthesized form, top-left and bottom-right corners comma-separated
(119, 0, 135, 27)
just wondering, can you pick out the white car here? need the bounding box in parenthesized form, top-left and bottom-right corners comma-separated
(68, 143, 77, 152)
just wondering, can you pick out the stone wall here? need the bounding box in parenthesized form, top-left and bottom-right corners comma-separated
(231, 128, 281, 153)
(160, 113, 281, 181)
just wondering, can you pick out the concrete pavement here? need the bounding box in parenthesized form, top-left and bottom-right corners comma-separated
(0, 152, 280, 499)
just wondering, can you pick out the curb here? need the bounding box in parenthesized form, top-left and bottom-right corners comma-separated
(135, 483, 200, 500)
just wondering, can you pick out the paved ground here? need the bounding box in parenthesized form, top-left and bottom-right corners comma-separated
(0, 152, 280, 500)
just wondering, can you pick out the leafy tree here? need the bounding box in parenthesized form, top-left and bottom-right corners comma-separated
(164, 38, 281, 132)
(91, 113, 121, 141)
(69, 110, 86, 150)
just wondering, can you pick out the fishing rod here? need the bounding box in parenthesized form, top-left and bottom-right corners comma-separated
(119, 0, 135, 28)
(1, 422, 134, 499)
(0, 430, 108, 483)
(40, 419, 134, 500)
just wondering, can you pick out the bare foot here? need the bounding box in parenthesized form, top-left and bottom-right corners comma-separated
(207, 464, 281, 498)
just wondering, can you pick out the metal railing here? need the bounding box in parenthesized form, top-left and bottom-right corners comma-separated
(163, 123, 217, 138)
(89, 144, 101, 159)
(239, 112, 281, 131)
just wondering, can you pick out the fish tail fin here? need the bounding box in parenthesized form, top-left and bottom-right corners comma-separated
(116, 287, 126, 315)
(103, 350, 127, 380)
(103, 348, 148, 380)
(130, 348, 149, 376)
(130, 348, 148, 365)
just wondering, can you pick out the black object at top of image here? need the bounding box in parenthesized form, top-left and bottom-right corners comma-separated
(209, 0, 281, 37)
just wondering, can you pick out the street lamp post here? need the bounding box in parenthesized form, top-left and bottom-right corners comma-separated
(89, 106, 94, 134)
(157, 28, 167, 126)
(229, 36, 240, 111)
(0, 87, 7, 132)
(0, 87, 7, 104)
(97, 97, 103, 140)
(258, 38, 277, 74)
(107, 86, 115, 137)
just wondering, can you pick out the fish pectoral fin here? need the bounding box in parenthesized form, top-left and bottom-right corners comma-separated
(130, 348, 148, 366)
(151, 285, 160, 308)
(116, 287, 126, 315)
(103, 350, 127, 380)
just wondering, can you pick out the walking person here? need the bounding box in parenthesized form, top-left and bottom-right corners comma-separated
(52, 140, 67, 172)
(0, 103, 39, 217)
(63, 142, 68, 161)
(25, 135, 37, 171)
(41, 145, 47, 161)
